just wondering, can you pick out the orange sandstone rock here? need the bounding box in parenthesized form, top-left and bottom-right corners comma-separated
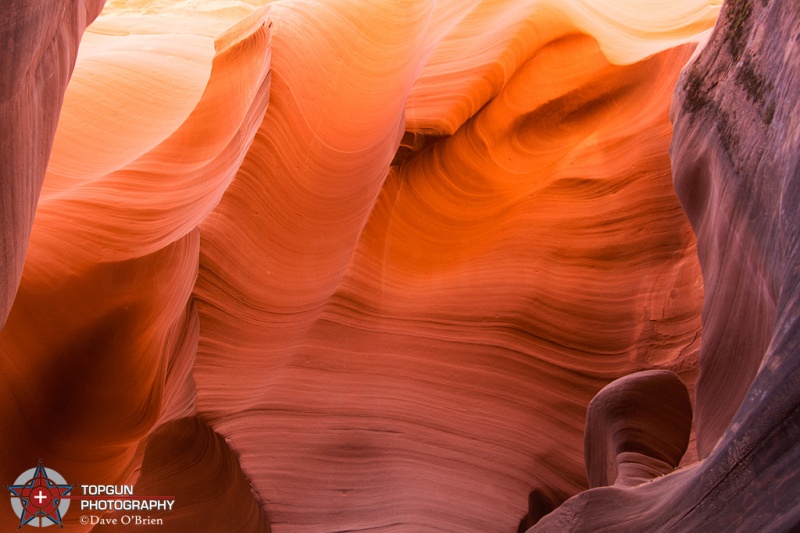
(0, 0, 733, 531)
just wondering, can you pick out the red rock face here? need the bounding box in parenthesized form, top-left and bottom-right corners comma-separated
(9, 0, 798, 531)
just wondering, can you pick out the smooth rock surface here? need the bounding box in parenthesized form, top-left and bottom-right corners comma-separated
(192, 2, 712, 531)
(17, 0, 800, 531)
(533, 0, 800, 530)
(584, 370, 692, 489)
(0, 0, 105, 329)
(0, 2, 272, 529)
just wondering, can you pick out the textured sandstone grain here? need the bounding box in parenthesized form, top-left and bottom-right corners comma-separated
(12, 0, 792, 531)
(584, 370, 692, 489)
(0, 4, 272, 529)
(533, 0, 800, 530)
(0, 0, 105, 329)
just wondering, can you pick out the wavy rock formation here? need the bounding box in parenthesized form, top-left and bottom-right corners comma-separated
(0, 1, 104, 527)
(17, 0, 800, 531)
(193, 2, 712, 531)
(0, 2, 271, 529)
(533, 0, 800, 530)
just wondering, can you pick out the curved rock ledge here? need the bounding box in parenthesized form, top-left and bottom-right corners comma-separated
(584, 370, 691, 488)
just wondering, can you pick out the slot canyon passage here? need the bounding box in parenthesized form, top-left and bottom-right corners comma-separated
(1, 0, 799, 531)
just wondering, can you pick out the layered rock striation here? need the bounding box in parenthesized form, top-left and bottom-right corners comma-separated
(7, 0, 797, 531)
(533, 0, 800, 530)
(0, 2, 273, 529)
(0, 0, 105, 330)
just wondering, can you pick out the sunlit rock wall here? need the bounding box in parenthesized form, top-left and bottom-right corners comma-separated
(0, 2, 273, 529)
(0, 0, 753, 531)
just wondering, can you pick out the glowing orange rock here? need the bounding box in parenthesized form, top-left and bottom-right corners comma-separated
(0, 3, 271, 529)
(194, 3, 711, 531)
(0, 0, 726, 531)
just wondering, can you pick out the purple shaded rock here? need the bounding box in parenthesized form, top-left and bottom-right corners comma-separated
(584, 370, 691, 488)
(532, 1, 800, 530)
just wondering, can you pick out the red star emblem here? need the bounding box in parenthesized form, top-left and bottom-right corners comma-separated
(6, 461, 74, 529)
